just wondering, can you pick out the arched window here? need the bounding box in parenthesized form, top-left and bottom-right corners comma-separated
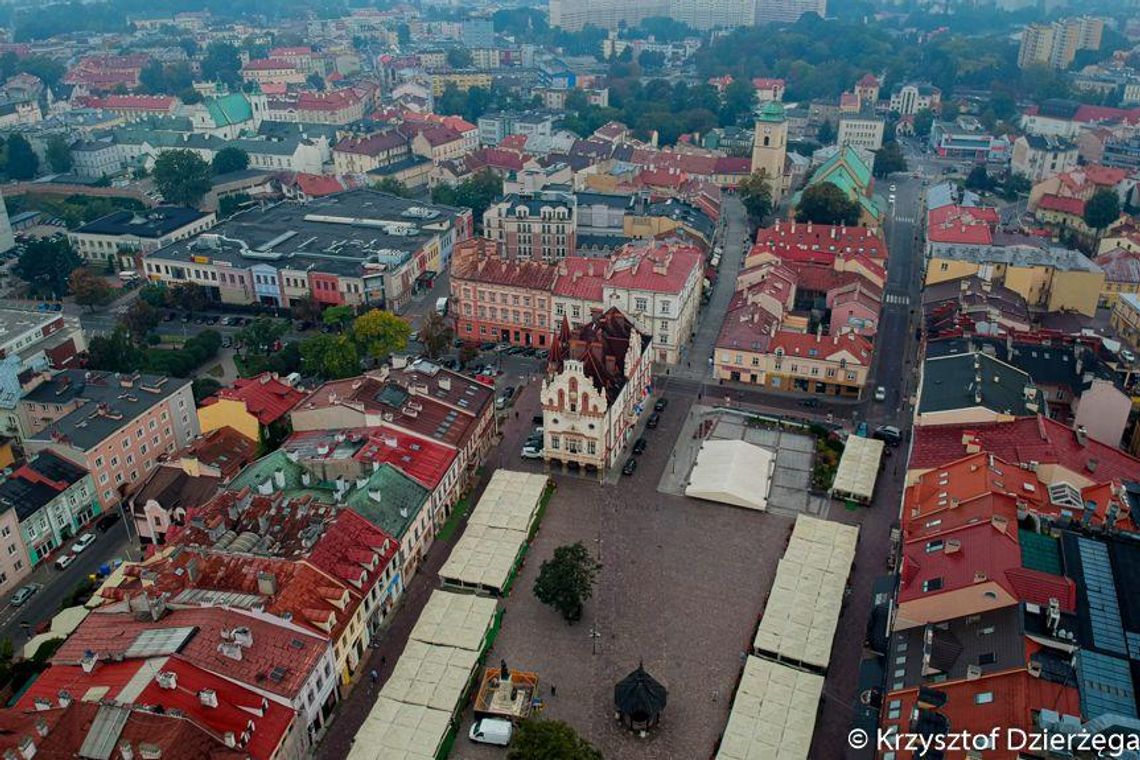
(763, 136, 770, 147)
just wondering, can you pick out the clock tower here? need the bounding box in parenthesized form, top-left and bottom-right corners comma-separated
(751, 101, 788, 199)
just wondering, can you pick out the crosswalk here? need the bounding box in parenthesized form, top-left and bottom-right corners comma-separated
(884, 293, 910, 306)
(892, 216, 916, 224)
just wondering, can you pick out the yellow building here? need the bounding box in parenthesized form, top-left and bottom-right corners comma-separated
(429, 70, 493, 96)
(1095, 248, 1140, 307)
(1111, 293, 1140, 351)
(197, 373, 306, 443)
(925, 241, 1105, 317)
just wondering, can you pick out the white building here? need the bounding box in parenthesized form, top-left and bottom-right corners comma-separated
(837, 115, 885, 152)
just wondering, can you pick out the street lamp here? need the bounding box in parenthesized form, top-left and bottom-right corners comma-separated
(589, 625, 601, 656)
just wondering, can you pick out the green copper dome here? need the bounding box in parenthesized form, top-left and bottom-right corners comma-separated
(756, 101, 786, 123)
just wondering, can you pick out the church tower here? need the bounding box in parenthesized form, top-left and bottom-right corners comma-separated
(750, 101, 788, 199)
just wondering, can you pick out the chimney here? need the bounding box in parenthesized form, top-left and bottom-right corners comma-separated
(223, 733, 237, 749)
(257, 478, 274, 496)
(156, 671, 177, 690)
(232, 626, 253, 648)
(34, 720, 47, 739)
(301, 471, 312, 486)
(119, 743, 134, 760)
(273, 469, 285, 489)
(369, 488, 382, 503)
(218, 642, 243, 661)
(1047, 598, 1061, 634)
(139, 744, 162, 760)
(257, 571, 277, 596)
(57, 691, 71, 708)
(199, 689, 218, 708)
(17, 738, 34, 760)
(80, 652, 97, 673)
(1075, 426, 1088, 447)
(355, 476, 368, 490)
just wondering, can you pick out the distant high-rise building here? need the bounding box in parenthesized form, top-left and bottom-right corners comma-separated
(754, 0, 826, 25)
(549, 0, 668, 31)
(1017, 16, 1103, 70)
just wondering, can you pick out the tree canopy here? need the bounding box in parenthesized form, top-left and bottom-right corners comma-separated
(739, 171, 773, 224)
(153, 150, 213, 207)
(352, 309, 411, 359)
(15, 237, 80, 298)
(5, 134, 39, 180)
(1084, 189, 1121, 234)
(533, 542, 601, 623)
(431, 170, 504, 229)
(508, 719, 603, 760)
(69, 268, 112, 311)
(795, 183, 861, 226)
(45, 136, 73, 173)
(211, 147, 250, 175)
(873, 142, 907, 178)
(417, 312, 453, 359)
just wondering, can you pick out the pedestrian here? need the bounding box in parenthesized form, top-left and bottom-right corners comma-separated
(550, 685, 556, 697)
(380, 656, 386, 669)
(712, 689, 719, 703)
(369, 669, 378, 685)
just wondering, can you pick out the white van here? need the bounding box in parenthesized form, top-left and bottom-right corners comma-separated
(469, 718, 513, 746)
(435, 297, 448, 316)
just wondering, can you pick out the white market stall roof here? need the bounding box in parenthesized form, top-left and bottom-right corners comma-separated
(346, 697, 450, 760)
(829, 436, 885, 503)
(23, 606, 91, 659)
(380, 639, 481, 712)
(439, 522, 528, 595)
(750, 516, 859, 672)
(409, 590, 498, 652)
(752, 558, 849, 671)
(685, 439, 775, 511)
(717, 656, 824, 760)
(467, 470, 549, 533)
(785, 515, 859, 575)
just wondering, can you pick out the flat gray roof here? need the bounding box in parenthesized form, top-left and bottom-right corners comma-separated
(146, 190, 464, 278)
(927, 241, 1103, 273)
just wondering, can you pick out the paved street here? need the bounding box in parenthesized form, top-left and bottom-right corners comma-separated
(0, 519, 131, 648)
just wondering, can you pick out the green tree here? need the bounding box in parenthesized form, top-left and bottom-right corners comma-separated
(169, 282, 209, 312)
(306, 72, 326, 91)
(418, 312, 453, 359)
(795, 182, 860, 226)
(86, 327, 143, 373)
(192, 377, 222, 403)
(446, 47, 474, 69)
(739, 171, 773, 223)
(237, 317, 288, 355)
(68, 267, 112, 311)
(437, 83, 465, 116)
(301, 334, 360, 379)
(122, 299, 160, 340)
(211, 147, 250, 175)
(322, 304, 356, 331)
(201, 41, 242, 86)
(45, 135, 72, 173)
(720, 78, 756, 126)
(373, 177, 412, 197)
(15, 237, 80, 298)
(508, 719, 603, 760)
(351, 308, 411, 358)
(873, 142, 907, 177)
(178, 87, 203, 105)
(290, 296, 323, 323)
(138, 283, 169, 308)
(139, 60, 168, 93)
(396, 23, 411, 45)
(1001, 172, 1031, 200)
(913, 108, 935, 138)
(153, 150, 213, 207)
(965, 165, 992, 191)
(1084, 189, 1121, 238)
(639, 50, 667, 71)
(431, 170, 504, 229)
(816, 119, 836, 144)
(533, 542, 601, 623)
(5, 133, 38, 179)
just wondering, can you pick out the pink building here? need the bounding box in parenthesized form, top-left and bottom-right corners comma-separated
(21, 370, 199, 510)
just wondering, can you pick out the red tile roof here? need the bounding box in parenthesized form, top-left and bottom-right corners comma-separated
(771, 330, 873, 364)
(163, 491, 336, 557)
(200, 373, 306, 427)
(497, 134, 528, 151)
(451, 239, 559, 290)
(17, 658, 295, 760)
(898, 520, 1021, 603)
(910, 416, 1140, 485)
(269, 46, 312, 57)
(334, 130, 408, 157)
(180, 426, 258, 479)
(1073, 104, 1140, 125)
(308, 508, 398, 591)
(351, 425, 457, 490)
(284, 172, 363, 197)
(554, 240, 703, 299)
(926, 205, 996, 245)
(713, 156, 751, 175)
(1037, 193, 1085, 216)
(1095, 247, 1140, 284)
(0, 701, 248, 760)
(55, 606, 328, 701)
(753, 220, 887, 260)
(80, 94, 176, 111)
(242, 58, 298, 72)
(752, 77, 785, 89)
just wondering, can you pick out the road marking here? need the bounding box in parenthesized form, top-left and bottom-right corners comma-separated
(884, 293, 911, 305)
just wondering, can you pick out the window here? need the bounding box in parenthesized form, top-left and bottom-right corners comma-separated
(974, 692, 994, 705)
(635, 297, 648, 311)
(922, 577, 943, 592)
(925, 540, 944, 553)
(0, 527, 8, 538)
(978, 652, 996, 665)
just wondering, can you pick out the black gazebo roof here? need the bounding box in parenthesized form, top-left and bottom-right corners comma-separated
(614, 663, 667, 718)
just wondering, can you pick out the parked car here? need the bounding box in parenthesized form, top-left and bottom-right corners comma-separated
(71, 533, 96, 554)
(521, 444, 543, 459)
(873, 386, 887, 402)
(10, 585, 37, 607)
(469, 718, 513, 746)
(873, 425, 903, 446)
(96, 512, 120, 532)
(798, 398, 819, 408)
(532, 415, 544, 426)
(495, 386, 516, 410)
(654, 398, 668, 412)
(621, 458, 638, 476)
(855, 421, 869, 438)
(54, 554, 75, 570)
(632, 437, 647, 455)
(646, 412, 660, 429)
